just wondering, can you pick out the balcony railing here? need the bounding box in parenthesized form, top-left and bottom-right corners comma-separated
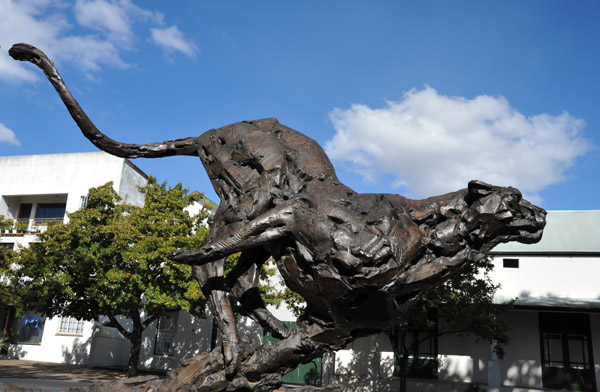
(0, 218, 64, 235)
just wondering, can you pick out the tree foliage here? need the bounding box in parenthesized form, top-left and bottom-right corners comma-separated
(0, 230, 14, 307)
(280, 286, 306, 318)
(7, 178, 209, 376)
(223, 255, 285, 317)
(0, 215, 14, 230)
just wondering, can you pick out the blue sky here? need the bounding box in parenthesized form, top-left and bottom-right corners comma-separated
(0, 1, 598, 210)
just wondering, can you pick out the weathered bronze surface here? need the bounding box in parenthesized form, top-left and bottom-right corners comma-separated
(10, 43, 545, 392)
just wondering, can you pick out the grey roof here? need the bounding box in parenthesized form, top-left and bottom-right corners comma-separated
(494, 295, 600, 312)
(489, 210, 600, 255)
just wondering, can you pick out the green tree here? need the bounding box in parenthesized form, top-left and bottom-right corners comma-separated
(0, 215, 14, 231)
(387, 257, 510, 392)
(0, 238, 13, 309)
(255, 261, 285, 309)
(224, 255, 285, 311)
(280, 286, 307, 318)
(0, 216, 16, 312)
(7, 178, 208, 376)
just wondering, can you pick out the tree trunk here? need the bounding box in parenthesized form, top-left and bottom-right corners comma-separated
(398, 353, 408, 392)
(127, 326, 142, 377)
(386, 327, 410, 392)
(108, 312, 145, 378)
(126, 309, 144, 377)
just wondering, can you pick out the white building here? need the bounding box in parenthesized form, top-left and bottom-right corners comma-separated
(485, 210, 600, 392)
(0, 152, 219, 370)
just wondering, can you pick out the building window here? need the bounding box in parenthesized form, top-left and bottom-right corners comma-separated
(154, 312, 179, 355)
(80, 195, 89, 208)
(18, 203, 33, 223)
(503, 258, 519, 268)
(393, 328, 438, 379)
(539, 312, 596, 392)
(11, 313, 46, 345)
(57, 316, 84, 335)
(35, 203, 66, 224)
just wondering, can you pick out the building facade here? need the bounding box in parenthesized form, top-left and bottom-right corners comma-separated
(484, 210, 600, 392)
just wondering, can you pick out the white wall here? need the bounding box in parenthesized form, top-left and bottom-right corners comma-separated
(490, 255, 600, 299)
(7, 310, 218, 370)
(118, 160, 147, 207)
(333, 335, 388, 392)
(0, 233, 37, 251)
(0, 152, 135, 218)
(438, 332, 489, 384)
(499, 311, 543, 389)
(7, 316, 95, 365)
(139, 311, 213, 371)
(88, 325, 130, 368)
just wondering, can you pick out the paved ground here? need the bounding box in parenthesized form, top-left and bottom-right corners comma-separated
(0, 360, 128, 382)
(0, 360, 338, 391)
(0, 360, 128, 391)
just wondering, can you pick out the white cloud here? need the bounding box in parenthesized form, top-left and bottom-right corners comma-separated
(0, 0, 131, 81)
(0, 53, 39, 82)
(150, 26, 198, 58)
(74, 0, 134, 43)
(53, 35, 129, 72)
(0, 0, 187, 83)
(0, 123, 20, 146)
(325, 86, 590, 201)
(74, 0, 162, 47)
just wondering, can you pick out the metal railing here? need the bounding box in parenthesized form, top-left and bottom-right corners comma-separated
(0, 218, 64, 235)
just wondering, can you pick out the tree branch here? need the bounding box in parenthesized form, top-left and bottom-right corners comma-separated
(142, 313, 162, 330)
(108, 314, 132, 340)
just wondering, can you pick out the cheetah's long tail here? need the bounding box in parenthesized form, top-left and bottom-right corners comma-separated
(9, 43, 199, 158)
